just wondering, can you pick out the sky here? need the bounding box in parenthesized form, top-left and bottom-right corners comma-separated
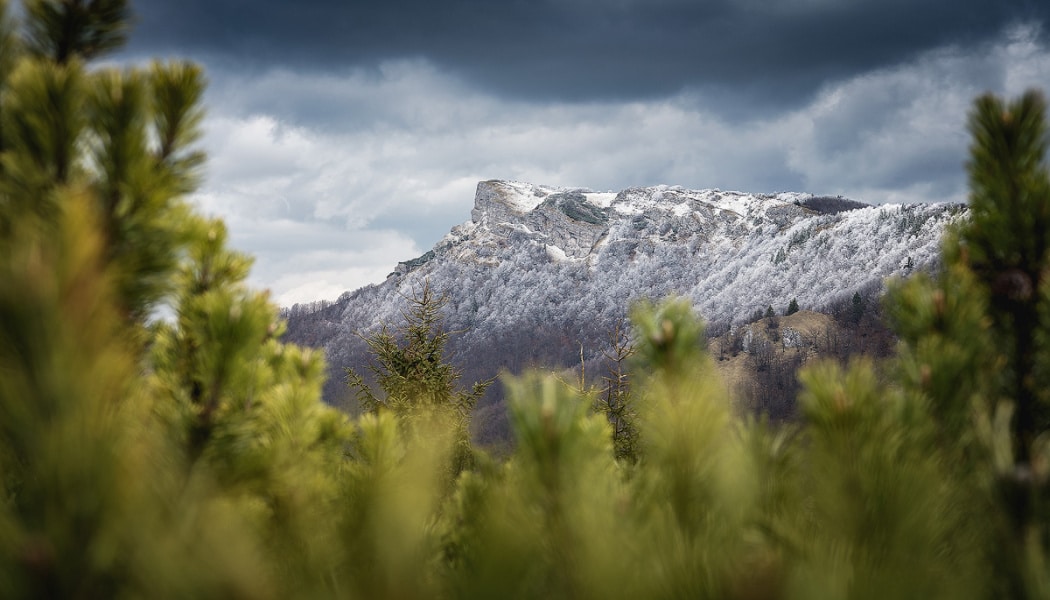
(113, 0, 1050, 307)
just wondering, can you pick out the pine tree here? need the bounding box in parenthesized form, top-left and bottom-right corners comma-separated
(592, 317, 639, 462)
(786, 297, 799, 316)
(347, 279, 491, 473)
(883, 89, 1050, 597)
(0, 0, 18, 171)
(963, 91, 1050, 457)
(24, 0, 131, 64)
(1, 3, 204, 324)
(850, 290, 864, 323)
(0, 3, 353, 596)
(348, 281, 486, 415)
(960, 90, 1050, 596)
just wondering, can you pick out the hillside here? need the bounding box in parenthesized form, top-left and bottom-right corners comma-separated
(284, 180, 963, 430)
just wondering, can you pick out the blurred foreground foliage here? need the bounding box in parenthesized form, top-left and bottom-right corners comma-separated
(3, 1, 1050, 598)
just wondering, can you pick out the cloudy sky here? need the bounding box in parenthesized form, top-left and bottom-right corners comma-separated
(116, 0, 1050, 306)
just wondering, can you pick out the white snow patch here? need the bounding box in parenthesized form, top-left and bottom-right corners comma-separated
(672, 203, 691, 217)
(546, 244, 569, 262)
(496, 180, 556, 212)
(502, 222, 538, 235)
(584, 192, 617, 208)
(612, 202, 643, 216)
(716, 193, 757, 217)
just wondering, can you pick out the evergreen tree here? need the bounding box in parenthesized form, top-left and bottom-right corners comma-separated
(786, 297, 799, 316)
(850, 290, 864, 323)
(348, 280, 488, 415)
(347, 280, 491, 473)
(24, 0, 131, 64)
(0, 0, 18, 171)
(0, 3, 353, 596)
(592, 316, 639, 463)
(881, 89, 1050, 597)
(963, 91, 1050, 457)
(1, 4, 203, 323)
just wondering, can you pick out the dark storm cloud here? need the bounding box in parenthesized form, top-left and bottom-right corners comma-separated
(126, 0, 1049, 112)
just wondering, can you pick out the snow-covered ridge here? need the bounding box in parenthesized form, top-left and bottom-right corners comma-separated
(436, 179, 937, 268)
(380, 179, 964, 326)
(467, 179, 809, 226)
(290, 179, 964, 403)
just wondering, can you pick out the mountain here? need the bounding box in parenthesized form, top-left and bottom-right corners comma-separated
(283, 180, 965, 435)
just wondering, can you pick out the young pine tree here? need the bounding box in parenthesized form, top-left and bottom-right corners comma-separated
(882, 89, 1050, 597)
(347, 279, 491, 473)
(0, 2, 353, 596)
(23, 0, 131, 64)
(593, 316, 640, 463)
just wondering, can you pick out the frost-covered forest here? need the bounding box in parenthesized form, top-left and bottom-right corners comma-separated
(285, 178, 961, 411)
(5, 1, 1050, 599)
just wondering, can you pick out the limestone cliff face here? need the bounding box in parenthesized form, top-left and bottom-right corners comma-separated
(463, 181, 817, 264)
(469, 180, 531, 226)
(525, 191, 609, 258)
(468, 180, 609, 258)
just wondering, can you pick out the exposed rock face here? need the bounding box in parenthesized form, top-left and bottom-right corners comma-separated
(527, 192, 608, 257)
(469, 180, 610, 258)
(469, 179, 531, 225)
(283, 179, 966, 418)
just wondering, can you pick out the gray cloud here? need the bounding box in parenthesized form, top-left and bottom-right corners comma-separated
(125, 0, 1049, 115)
(182, 22, 1050, 305)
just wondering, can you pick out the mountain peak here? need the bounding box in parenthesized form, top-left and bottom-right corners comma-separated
(287, 179, 966, 407)
(470, 180, 611, 226)
(376, 179, 964, 328)
(469, 179, 828, 232)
